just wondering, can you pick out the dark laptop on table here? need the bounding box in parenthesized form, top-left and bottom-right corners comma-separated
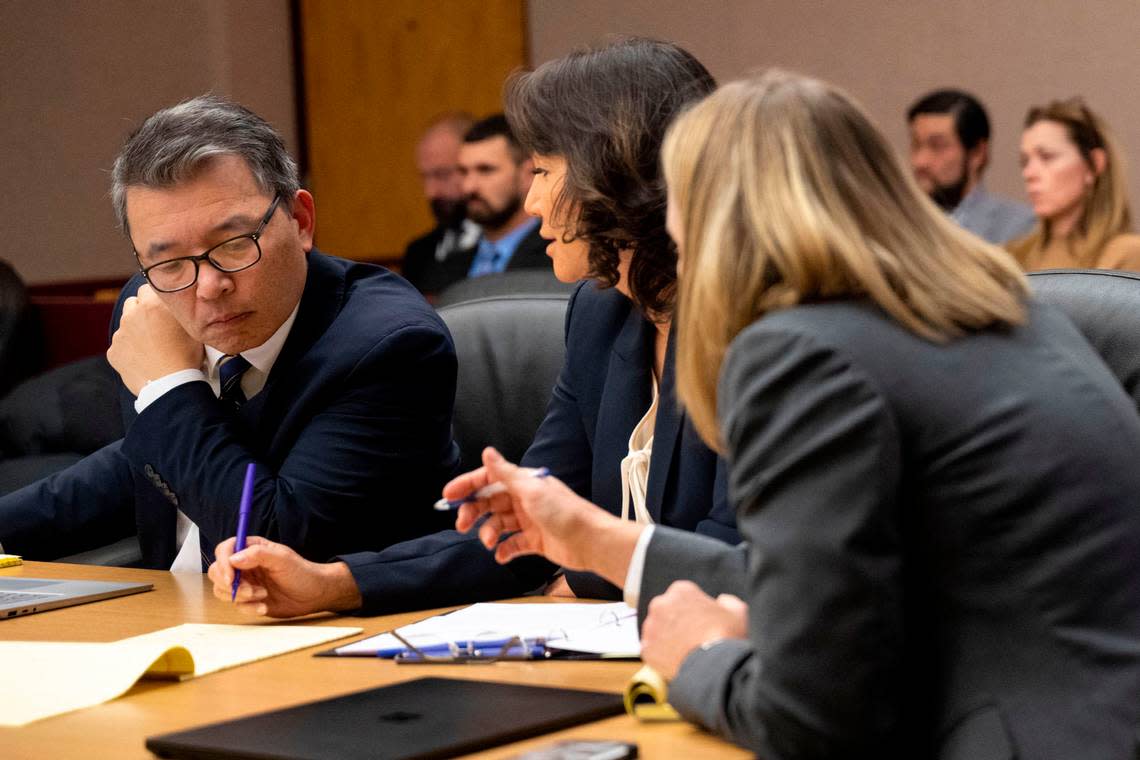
(0, 576, 153, 619)
(147, 677, 625, 760)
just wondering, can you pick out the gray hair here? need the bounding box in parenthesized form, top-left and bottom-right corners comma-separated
(110, 95, 299, 236)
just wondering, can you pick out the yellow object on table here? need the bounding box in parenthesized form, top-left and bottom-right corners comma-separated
(0, 554, 22, 568)
(624, 664, 682, 721)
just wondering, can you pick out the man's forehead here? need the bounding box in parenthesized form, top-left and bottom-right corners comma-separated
(417, 130, 462, 166)
(911, 114, 958, 140)
(459, 136, 514, 166)
(126, 183, 271, 259)
(126, 157, 263, 215)
(126, 189, 259, 234)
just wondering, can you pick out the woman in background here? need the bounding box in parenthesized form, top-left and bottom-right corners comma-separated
(456, 70, 1140, 758)
(1009, 97, 1140, 270)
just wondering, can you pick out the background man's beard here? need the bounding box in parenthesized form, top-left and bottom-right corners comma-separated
(927, 158, 971, 210)
(430, 197, 467, 228)
(467, 194, 522, 230)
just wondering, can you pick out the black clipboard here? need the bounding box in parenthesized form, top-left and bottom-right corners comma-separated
(146, 676, 624, 759)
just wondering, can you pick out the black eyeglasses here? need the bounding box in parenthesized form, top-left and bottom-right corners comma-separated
(136, 195, 282, 293)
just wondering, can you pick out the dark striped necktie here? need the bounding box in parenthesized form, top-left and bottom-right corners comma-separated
(218, 354, 252, 410)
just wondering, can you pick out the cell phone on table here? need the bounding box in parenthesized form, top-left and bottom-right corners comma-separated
(510, 739, 638, 759)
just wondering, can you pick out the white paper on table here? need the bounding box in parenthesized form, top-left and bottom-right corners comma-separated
(333, 601, 639, 657)
(0, 623, 361, 726)
(546, 610, 640, 657)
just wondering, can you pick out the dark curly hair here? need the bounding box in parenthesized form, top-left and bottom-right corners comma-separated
(504, 37, 715, 320)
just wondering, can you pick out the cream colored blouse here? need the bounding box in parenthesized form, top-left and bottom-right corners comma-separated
(619, 378, 658, 525)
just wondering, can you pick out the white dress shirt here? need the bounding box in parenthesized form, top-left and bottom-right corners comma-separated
(622, 523, 656, 608)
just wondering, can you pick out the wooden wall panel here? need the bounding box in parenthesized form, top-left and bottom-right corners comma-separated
(299, 0, 527, 264)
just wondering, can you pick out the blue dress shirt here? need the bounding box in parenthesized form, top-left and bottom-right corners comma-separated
(467, 218, 541, 278)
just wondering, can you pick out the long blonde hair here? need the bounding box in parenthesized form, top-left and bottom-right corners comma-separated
(665, 70, 1029, 450)
(1007, 98, 1132, 267)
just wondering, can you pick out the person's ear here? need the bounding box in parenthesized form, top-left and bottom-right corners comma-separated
(966, 139, 989, 181)
(290, 190, 316, 251)
(1089, 147, 1107, 179)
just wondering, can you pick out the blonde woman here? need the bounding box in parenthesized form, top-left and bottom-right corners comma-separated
(1009, 98, 1140, 270)
(451, 71, 1140, 758)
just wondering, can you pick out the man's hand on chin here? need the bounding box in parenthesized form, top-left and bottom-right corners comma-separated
(108, 284, 204, 396)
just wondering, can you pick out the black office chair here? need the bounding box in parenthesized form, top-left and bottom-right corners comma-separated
(0, 356, 124, 472)
(0, 355, 139, 565)
(437, 293, 570, 472)
(0, 259, 43, 397)
(1028, 269, 1140, 407)
(434, 270, 577, 308)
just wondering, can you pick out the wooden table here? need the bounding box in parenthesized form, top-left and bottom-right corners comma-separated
(2, 562, 749, 759)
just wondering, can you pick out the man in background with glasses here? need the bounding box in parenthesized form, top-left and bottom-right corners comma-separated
(0, 96, 461, 573)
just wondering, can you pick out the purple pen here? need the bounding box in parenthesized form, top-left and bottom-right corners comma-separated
(231, 463, 257, 601)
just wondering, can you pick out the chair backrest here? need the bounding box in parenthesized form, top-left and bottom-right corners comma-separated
(0, 259, 43, 395)
(0, 355, 124, 460)
(438, 294, 569, 472)
(1028, 269, 1140, 408)
(434, 270, 577, 308)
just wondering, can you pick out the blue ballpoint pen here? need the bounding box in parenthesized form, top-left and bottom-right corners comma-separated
(394, 643, 547, 663)
(231, 463, 257, 601)
(433, 467, 550, 511)
(376, 636, 520, 658)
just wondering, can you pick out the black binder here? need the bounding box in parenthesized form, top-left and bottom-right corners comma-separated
(146, 676, 624, 760)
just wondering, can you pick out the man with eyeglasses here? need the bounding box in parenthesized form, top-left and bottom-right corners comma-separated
(0, 96, 461, 572)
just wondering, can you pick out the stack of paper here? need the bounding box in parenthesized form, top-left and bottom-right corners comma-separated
(332, 602, 640, 658)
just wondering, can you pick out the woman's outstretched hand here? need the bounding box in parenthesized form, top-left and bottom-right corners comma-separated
(446, 447, 607, 569)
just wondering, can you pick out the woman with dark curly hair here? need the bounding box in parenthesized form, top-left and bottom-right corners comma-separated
(207, 37, 738, 616)
(462, 37, 737, 599)
(504, 40, 700, 321)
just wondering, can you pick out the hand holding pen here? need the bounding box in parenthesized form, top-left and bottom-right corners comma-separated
(433, 466, 550, 510)
(442, 447, 613, 571)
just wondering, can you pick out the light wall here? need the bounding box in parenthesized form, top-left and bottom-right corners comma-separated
(6, 2, 1137, 282)
(529, 0, 1140, 214)
(0, 0, 296, 284)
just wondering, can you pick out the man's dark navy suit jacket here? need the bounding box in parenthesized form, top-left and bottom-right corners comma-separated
(0, 250, 461, 569)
